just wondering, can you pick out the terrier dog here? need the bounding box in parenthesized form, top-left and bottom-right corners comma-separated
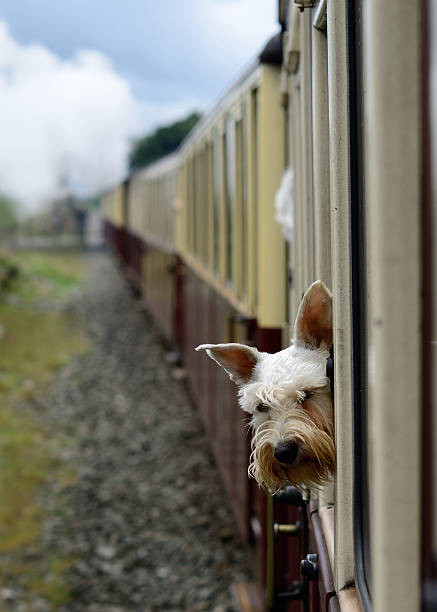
(196, 281, 335, 493)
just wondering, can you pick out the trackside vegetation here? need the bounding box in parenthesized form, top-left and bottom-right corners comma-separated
(0, 250, 88, 608)
(129, 111, 201, 170)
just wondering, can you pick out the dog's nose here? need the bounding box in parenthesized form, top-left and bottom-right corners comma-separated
(274, 441, 299, 465)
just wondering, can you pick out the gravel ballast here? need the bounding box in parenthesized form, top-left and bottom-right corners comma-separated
(3, 252, 252, 612)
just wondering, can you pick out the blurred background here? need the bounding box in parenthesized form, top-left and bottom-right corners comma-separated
(0, 2, 278, 611)
(0, 0, 277, 244)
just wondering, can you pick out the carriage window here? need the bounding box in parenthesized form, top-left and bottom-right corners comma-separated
(193, 154, 199, 258)
(242, 106, 248, 302)
(203, 145, 209, 266)
(251, 87, 259, 310)
(222, 131, 227, 279)
(236, 116, 246, 301)
(224, 119, 234, 286)
(190, 157, 196, 256)
(212, 133, 220, 275)
(207, 142, 214, 271)
(199, 150, 206, 264)
(182, 163, 188, 252)
(186, 160, 192, 254)
(195, 152, 202, 261)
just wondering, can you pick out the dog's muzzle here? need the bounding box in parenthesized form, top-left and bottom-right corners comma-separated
(274, 441, 299, 465)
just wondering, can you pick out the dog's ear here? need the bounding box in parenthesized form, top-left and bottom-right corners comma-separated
(293, 280, 333, 350)
(195, 343, 260, 385)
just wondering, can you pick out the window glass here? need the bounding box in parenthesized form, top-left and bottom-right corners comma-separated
(207, 142, 213, 270)
(202, 146, 209, 265)
(224, 122, 234, 286)
(185, 162, 190, 252)
(237, 110, 248, 300)
(192, 155, 198, 257)
(251, 88, 258, 309)
(212, 133, 220, 274)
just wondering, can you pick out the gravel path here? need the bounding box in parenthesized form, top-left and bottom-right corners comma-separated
(3, 253, 251, 612)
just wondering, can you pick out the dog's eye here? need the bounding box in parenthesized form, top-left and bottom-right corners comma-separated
(297, 389, 314, 403)
(256, 403, 269, 413)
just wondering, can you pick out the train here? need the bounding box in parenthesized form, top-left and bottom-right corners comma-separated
(101, 1, 436, 611)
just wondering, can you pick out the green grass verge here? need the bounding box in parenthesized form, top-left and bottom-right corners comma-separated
(0, 250, 88, 607)
(1, 250, 85, 303)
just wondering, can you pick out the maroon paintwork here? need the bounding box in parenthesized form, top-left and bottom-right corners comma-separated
(141, 242, 177, 341)
(182, 265, 251, 539)
(308, 502, 336, 612)
(104, 220, 307, 611)
(104, 221, 125, 263)
(125, 232, 143, 289)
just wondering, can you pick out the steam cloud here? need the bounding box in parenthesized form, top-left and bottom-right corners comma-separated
(0, 22, 142, 214)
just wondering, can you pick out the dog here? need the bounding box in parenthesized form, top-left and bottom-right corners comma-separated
(196, 281, 335, 493)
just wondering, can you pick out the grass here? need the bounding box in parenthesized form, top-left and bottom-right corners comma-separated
(29, 556, 77, 607)
(0, 306, 87, 390)
(1, 250, 85, 303)
(0, 249, 89, 607)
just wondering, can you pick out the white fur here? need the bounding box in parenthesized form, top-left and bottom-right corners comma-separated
(238, 344, 330, 439)
(196, 281, 335, 491)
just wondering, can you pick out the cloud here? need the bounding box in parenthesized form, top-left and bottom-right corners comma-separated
(0, 0, 278, 130)
(0, 22, 142, 214)
(0, 2, 279, 214)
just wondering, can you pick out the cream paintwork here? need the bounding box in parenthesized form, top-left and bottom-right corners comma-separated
(326, 0, 355, 593)
(364, 1, 421, 611)
(101, 185, 124, 228)
(177, 62, 285, 329)
(206, 140, 214, 273)
(233, 117, 244, 301)
(284, 2, 301, 74)
(281, 2, 423, 609)
(286, 3, 303, 317)
(127, 178, 141, 237)
(311, 6, 334, 512)
(300, 9, 315, 288)
(256, 64, 286, 328)
(286, 0, 357, 593)
(311, 12, 331, 290)
(131, 153, 179, 251)
(218, 130, 227, 283)
(284, 0, 335, 515)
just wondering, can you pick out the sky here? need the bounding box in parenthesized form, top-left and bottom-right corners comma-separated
(0, 1, 278, 214)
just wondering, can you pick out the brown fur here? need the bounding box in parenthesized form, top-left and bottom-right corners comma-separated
(249, 391, 335, 493)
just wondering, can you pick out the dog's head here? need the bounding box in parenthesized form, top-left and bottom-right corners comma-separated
(196, 281, 335, 492)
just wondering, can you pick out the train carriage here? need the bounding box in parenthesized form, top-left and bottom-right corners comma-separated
(101, 184, 127, 267)
(130, 154, 180, 339)
(103, 1, 436, 611)
(278, 1, 435, 611)
(177, 39, 295, 603)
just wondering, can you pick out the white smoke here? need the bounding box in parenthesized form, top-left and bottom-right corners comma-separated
(0, 22, 142, 214)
